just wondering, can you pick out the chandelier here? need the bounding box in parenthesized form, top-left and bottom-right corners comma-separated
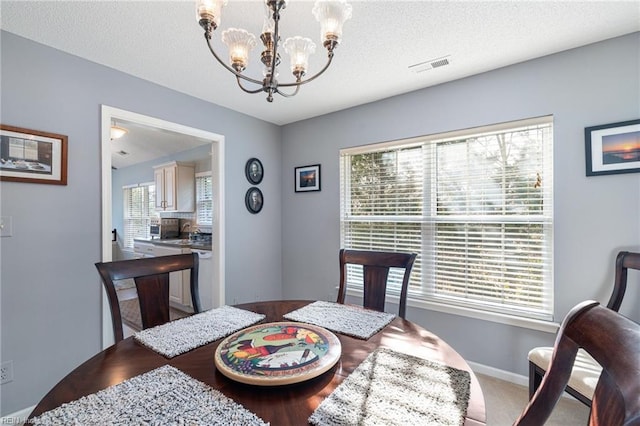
(196, 0, 352, 102)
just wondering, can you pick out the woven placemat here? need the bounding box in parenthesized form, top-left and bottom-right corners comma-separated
(309, 348, 470, 426)
(283, 301, 395, 340)
(30, 365, 268, 425)
(135, 305, 265, 358)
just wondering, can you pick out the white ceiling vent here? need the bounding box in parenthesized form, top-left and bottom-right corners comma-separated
(409, 55, 452, 74)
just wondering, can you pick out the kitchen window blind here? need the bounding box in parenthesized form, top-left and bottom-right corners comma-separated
(195, 173, 213, 226)
(123, 182, 156, 249)
(340, 116, 554, 321)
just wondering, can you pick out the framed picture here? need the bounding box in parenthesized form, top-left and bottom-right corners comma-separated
(245, 187, 263, 214)
(585, 119, 640, 176)
(245, 157, 263, 185)
(0, 125, 68, 185)
(295, 164, 321, 192)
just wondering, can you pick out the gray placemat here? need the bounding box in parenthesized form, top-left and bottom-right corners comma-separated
(135, 305, 265, 358)
(283, 301, 395, 339)
(30, 365, 268, 425)
(309, 348, 470, 426)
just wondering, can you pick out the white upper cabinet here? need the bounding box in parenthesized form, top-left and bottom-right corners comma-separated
(153, 161, 195, 212)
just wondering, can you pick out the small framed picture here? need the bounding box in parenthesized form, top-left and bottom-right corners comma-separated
(245, 158, 263, 185)
(245, 187, 263, 214)
(295, 164, 321, 192)
(0, 124, 68, 185)
(585, 119, 640, 176)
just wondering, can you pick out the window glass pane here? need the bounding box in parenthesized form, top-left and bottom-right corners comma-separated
(436, 128, 547, 216)
(347, 148, 423, 216)
(123, 183, 156, 248)
(196, 174, 213, 225)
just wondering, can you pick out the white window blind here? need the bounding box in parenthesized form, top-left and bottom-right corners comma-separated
(340, 116, 554, 321)
(123, 183, 156, 249)
(195, 172, 213, 226)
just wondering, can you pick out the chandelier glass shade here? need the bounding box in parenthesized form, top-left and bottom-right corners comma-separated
(196, 0, 352, 102)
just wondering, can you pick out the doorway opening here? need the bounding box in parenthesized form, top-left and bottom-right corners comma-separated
(100, 105, 226, 348)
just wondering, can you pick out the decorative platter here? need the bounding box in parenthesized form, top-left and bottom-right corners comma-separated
(214, 321, 342, 386)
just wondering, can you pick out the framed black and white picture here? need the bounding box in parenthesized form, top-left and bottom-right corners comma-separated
(245, 158, 263, 185)
(295, 164, 321, 192)
(0, 124, 68, 185)
(585, 119, 640, 176)
(245, 187, 263, 214)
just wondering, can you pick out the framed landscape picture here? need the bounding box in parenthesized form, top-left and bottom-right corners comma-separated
(585, 119, 640, 176)
(295, 164, 321, 192)
(0, 125, 68, 185)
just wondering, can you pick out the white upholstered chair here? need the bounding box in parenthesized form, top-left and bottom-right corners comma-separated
(517, 300, 640, 425)
(527, 251, 640, 406)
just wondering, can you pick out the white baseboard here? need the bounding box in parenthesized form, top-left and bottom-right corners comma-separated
(467, 360, 529, 387)
(1, 405, 35, 425)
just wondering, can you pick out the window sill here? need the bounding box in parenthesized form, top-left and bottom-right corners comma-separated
(407, 298, 559, 333)
(345, 288, 560, 334)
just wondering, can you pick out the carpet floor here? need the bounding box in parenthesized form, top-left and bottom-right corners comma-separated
(476, 373, 590, 425)
(119, 297, 190, 331)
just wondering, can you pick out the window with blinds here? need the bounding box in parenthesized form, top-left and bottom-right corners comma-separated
(123, 183, 156, 249)
(195, 173, 213, 226)
(340, 116, 554, 321)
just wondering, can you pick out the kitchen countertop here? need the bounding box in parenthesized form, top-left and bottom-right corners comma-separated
(134, 237, 212, 251)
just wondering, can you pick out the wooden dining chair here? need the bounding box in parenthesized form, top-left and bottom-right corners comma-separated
(515, 300, 640, 425)
(95, 253, 201, 342)
(528, 251, 640, 406)
(337, 248, 417, 319)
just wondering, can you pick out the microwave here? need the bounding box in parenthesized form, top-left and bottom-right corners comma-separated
(149, 218, 179, 239)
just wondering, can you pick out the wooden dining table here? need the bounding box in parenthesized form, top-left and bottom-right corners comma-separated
(29, 300, 486, 425)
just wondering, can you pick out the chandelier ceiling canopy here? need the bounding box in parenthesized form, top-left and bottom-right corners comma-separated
(196, 0, 352, 102)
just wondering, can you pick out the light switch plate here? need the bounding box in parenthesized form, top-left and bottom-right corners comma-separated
(0, 216, 12, 237)
(1, 360, 13, 384)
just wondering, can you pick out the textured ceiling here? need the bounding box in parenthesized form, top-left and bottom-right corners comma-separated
(2, 0, 639, 127)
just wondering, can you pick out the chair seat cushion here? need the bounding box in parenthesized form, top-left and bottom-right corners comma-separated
(528, 346, 602, 400)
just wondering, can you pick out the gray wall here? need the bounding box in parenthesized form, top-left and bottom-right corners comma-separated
(0, 31, 283, 415)
(281, 33, 640, 375)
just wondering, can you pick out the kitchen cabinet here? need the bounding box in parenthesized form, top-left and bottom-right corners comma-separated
(132, 241, 193, 311)
(153, 161, 195, 212)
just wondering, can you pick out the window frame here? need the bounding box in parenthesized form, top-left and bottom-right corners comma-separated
(340, 116, 555, 331)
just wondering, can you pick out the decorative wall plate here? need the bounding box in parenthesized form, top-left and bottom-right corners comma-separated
(214, 322, 341, 386)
